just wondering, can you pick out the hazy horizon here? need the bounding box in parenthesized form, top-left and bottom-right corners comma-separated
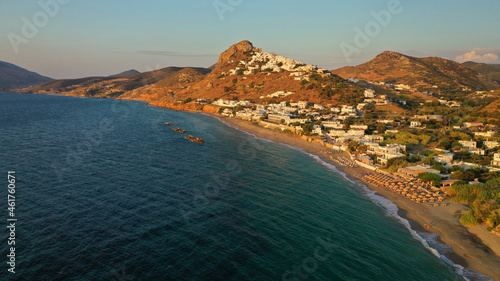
(2, 0, 499, 79)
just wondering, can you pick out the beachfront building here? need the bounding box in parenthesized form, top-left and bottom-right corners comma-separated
(366, 143, 406, 165)
(492, 153, 500, 167)
(398, 165, 442, 178)
(328, 129, 365, 140)
(312, 125, 323, 136)
(267, 114, 291, 124)
(213, 99, 250, 107)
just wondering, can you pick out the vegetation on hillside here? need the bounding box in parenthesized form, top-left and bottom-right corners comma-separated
(446, 174, 500, 229)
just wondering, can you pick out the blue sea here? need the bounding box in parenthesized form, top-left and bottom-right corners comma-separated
(0, 93, 486, 280)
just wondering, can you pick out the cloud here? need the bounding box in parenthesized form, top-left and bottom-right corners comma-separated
(455, 50, 499, 63)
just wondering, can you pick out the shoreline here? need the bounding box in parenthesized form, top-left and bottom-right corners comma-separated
(213, 115, 500, 281)
(11, 92, 500, 280)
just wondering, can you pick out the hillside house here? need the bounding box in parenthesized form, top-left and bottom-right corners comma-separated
(485, 141, 500, 149)
(351, 124, 368, 130)
(474, 131, 496, 138)
(410, 121, 422, 128)
(463, 122, 484, 128)
(492, 153, 500, 166)
(364, 89, 375, 98)
(433, 153, 454, 167)
(458, 140, 476, 149)
(322, 121, 344, 129)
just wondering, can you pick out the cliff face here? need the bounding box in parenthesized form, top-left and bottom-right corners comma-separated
(216, 40, 255, 68)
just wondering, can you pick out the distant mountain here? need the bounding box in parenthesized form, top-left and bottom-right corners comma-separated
(462, 61, 500, 84)
(107, 69, 141, 79)
(0, 61, 52, 90)
(22, 65, 213, 100)
(332, 51, 498, 91)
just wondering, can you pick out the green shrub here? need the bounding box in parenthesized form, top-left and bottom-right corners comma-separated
(460, 210, 479, 226)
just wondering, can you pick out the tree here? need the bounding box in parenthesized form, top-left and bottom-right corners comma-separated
(451, 170, 476, 181)
(417, 172, 443, 186)
(376, 122, 386, 134)
(347, 140, 359, 152)
(486, 209, 500, 228)
(356, 145, 367, 154)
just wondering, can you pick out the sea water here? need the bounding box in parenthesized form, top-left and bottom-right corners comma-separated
(0, 93, 474, 280)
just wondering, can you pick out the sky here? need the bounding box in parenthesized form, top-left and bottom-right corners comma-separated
(1, 0, 499, 79)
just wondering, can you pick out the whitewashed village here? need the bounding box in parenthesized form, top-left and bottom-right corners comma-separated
(194, 50, 500, 201)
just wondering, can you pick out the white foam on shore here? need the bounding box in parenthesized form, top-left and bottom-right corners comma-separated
(353, 179, 491, 281)
(208, 114, 490, 281)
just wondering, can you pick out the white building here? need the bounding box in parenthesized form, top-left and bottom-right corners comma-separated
(366, 143, 406, 164)
(485, 141, 500, 149)
(314, 104, 326, 110)
(492, 153, 500, 166)
(297, 101, 308, 109)
(322, 121, 344, 129)
(459, 140, 477, 149)
(267, 114, 291, 124)
(395, 84, 411, 91)
(351, 124, 368, 130)
(475, 131, 496, 138)
(410, 121, 422, 128)
(312, 125, 323, 136)
(341, 105, 357, 115)
(433, 153, 454, 167)
(364, 89, 375, 98)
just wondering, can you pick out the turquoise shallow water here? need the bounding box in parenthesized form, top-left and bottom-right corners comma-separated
(0, 93, 474, 280)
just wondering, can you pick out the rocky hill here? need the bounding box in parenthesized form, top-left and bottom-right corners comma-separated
(463, 61, 500, 84)
(19, 41, 364, 110)
(0, 61, 52, 90)
(332, 51, 498, 92)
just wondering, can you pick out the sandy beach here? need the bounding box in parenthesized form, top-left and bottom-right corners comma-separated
(217, 115, 500, 281)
